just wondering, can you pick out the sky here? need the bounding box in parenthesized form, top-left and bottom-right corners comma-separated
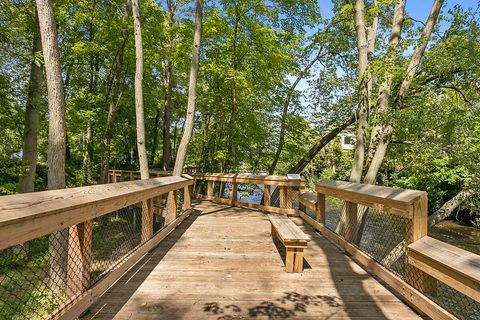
(295, 0, 479, 112)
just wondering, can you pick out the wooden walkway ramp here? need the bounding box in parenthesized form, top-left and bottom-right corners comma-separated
(81, 201, 420, 320)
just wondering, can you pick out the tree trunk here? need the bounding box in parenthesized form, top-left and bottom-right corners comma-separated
(36, 0, 67, 295)
(428, 189, 476, 227)
(99, 3, 129, 184)
(287, 113, 357, 174)
(132, 0, 149, 179)
(19, 11, 42, 193)
(364, 0, 443, 184)
(161, 0, 177, 171)
(172, 0, 203, 176)
(349, 0, 369, 184)
(161, 61, 173, 170)
(365, 0, 406, 175)
(269, 49, 323, 175)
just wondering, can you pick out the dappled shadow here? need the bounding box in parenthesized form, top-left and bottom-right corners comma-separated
(203, 291, 341, 320)
(80, 210, 201, 320)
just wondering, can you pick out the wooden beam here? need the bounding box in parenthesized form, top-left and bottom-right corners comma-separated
(298, 211, 455, 320)
(193, 173, 304, 187)
(408, 236, 480, 302)
(0, 176, 193, 250)
(207, 181, 214, 201)
(168, 190, 177, 222)
(141, 199, 154, 243)
(263, 185, 271, 207)
(66, 220, 92, 297)
(196, 195, 299, 215)
(316, 193, 325, 224)
(183, 185, 191, 211)
(52, 209, 194, 320)
(231, 181, 238, 205)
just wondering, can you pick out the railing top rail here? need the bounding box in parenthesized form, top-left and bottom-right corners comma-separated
(193, 173, 304, 186)
(316, 180, 426, 214)
(0, 175, 193, 250)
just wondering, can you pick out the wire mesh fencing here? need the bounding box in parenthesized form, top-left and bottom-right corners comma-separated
(313, 195, 480, 320)
(0, 201, 160, 320)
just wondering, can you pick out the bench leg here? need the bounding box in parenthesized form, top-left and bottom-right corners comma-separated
(271, 225, 277, 238)
(294, 248, 304, 273)
(286, 247, 304, 273)
(286, 248, 295, 272)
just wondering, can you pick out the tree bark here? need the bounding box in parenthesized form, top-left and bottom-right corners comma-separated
(19, 11, 43, 193)
(364, 0, 443, 184)
(132, 0, 149, 179)
(161, 0, 177, 171)
(99, 3, 129, 184)
(172, 0, 203, 176)
(428, 189, 476, 227)
(349, 0, 370, 184)
(364, 0, 406, 177)
(36, 0, 67, 295)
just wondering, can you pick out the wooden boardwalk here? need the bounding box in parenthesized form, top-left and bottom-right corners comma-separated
(81, 202, 421, 320)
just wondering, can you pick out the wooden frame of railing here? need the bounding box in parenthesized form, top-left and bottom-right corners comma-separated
(108, 169, 172, 183)
(0, 175, 194, 320)
(298, 180, 480, 320)
(192, 173, 306, 215)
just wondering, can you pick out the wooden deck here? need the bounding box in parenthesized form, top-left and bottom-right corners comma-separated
(81, 201, 421, 320)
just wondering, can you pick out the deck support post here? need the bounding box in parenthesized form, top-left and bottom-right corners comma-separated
(405, 194, 437, 294)
(316, 193, 326, 224)
(343, 201, 358, 242)
(263, 185, 271, 207)
(183, 185, 191, 211)
(207, 181, 214, 201)
(231, 181, 238, 205)
(141, 199, 154, 243)
(168, 190, 178, 222)
(67, 220, 93, 297)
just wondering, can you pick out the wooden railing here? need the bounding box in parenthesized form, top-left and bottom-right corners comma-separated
(108, 169, 172, 182)
(0, 176, 194, 320)
(192, 173, 306, 215)
(298, 180, 480, 320)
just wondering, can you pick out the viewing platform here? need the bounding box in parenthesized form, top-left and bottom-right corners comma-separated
(0, 172, 478, 319)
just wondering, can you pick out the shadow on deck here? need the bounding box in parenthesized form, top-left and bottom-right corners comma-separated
(81, 202, 420, 320)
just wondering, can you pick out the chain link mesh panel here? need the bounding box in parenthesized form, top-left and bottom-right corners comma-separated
(0, 199, 166, 320)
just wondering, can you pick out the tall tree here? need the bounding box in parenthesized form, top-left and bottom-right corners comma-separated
(35, 0, 67, 294)
(132, 0, 149, 179)
(173, 0, 203, 175)
(19, 11, 42, 193)
(99, 2, 130, 184)
(363, 0, 444, 183)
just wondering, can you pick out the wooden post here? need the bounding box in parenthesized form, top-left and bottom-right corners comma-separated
(231, 181, 238, 205)
(207, 181, 213, 201)
(141, 198, 154, 243)
(405, 193, 436, 294)
(263, 185, 271, 207)
(280, 186, 287, 209)
(67, 220, 93, 297)
(129, 171, 134, 181)
(344, 201, 358, 243)
(183, 185, 191, 211)
(316, 193, 326, 225)
(168, 190, 177, 222)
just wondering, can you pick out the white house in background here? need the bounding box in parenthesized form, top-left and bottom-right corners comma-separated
(339, 132, 355, 150)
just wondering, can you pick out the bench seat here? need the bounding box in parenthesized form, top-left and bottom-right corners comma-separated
(268, 214, 310, 273)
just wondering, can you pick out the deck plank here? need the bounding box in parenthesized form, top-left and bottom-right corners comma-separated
(81, 202, 420, 320)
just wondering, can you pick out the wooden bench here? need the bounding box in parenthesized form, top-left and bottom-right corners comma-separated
(268, 214, 310, 273)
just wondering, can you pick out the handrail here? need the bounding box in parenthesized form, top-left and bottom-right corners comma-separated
(0, 176, 194, 320)
(298, 180, 480, 320)
(193, 173, 304, 186)
(0, 176, 192, 250)
(193, 173, 305, 215)
(316, 180, 427, 218)
(408, 236, 480, 302)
